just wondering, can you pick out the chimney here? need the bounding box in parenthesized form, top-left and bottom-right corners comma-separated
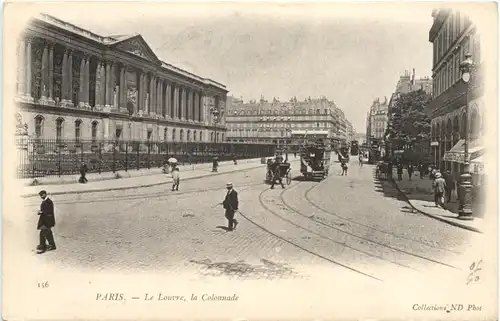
(412, 68, 416, 85)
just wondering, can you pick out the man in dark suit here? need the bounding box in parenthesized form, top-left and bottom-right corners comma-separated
(36, 190, 56, 254)
(271, 156, 285, 189)
(222, 183, 239, 231)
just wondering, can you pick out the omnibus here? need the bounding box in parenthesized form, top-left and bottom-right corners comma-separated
(290, 130, 331, 150)
(350, 140, 359, 156)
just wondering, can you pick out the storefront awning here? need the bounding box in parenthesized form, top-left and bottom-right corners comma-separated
(443, 139, 484, 164)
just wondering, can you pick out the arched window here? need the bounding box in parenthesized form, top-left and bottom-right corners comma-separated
(91, 121, 98, 142)
(164, 128, 168, 141)
(172, 128, 176, 141)
(75, 119, 82, 142)
(56, 117, 64, 141)
(180, 129, 184, 141)
(221, 133, 224, 141)
(216, 133, 220, 142)
(193, 130, 197, 141)
(210, 132, 214, 142)
(199, 131, 203, 141)
(187, 130, 191, 141)
(35, 115, 44, 138)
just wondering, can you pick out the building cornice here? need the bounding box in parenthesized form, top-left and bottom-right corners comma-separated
(28, 15, 227, 92)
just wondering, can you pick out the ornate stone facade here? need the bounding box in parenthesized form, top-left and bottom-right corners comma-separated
(427, 9, 484, 178)
(15, 14, 228, 142)
(225, 96, 351, 149)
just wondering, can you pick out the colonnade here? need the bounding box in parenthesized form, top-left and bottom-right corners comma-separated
(16, 35, 226, 124)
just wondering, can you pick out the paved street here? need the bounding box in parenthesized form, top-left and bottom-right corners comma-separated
(13, 158, 482, 285)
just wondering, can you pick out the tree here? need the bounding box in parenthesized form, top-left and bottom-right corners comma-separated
(385, 89, 432, 162)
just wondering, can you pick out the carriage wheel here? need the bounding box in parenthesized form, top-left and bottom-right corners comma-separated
(286, 171, 292, 185)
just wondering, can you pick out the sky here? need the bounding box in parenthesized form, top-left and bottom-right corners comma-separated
(35, 2, 435, 133)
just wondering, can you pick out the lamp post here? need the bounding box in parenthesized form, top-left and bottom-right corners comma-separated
(458, 53, 475, 220)
(209, 105, 220, 137)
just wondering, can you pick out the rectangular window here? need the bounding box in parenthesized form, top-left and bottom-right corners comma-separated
(115, 128, 122, 140)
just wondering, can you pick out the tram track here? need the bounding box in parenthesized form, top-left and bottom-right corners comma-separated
(281, 181, 460, 270)
(23, 180, 265, 207)
(303, 167, 463, 255)
(237, 186, 384, 282)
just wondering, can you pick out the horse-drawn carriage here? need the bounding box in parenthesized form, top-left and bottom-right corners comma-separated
(375, 161, 390, 180)
(265, 158, 292, 185)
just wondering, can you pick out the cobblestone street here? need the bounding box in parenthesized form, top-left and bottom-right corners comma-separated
(13, 160, 483, 284)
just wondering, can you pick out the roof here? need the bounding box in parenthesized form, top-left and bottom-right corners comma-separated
(291, 130, 329, 135)
(35, 14, 227, 91)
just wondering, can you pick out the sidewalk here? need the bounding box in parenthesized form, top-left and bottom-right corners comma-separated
(20, 157, 280, 198)
(391, 170, 484, 233)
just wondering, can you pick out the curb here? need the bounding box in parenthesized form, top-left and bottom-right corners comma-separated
(390, 178, 482, 233)
(21, 163, 266, 198)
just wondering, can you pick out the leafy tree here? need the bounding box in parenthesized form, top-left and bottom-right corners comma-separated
(385, 89, 432, 161)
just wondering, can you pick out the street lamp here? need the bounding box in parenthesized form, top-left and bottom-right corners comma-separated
(209, 104, 220, 142)
(458, 53, 475, 220)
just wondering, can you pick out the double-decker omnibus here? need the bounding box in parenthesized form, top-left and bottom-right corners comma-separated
(350, 140, 359, 156)
(290, 130, 331, 150)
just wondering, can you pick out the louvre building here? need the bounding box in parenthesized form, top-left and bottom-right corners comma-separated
(15, 14, 228, 144)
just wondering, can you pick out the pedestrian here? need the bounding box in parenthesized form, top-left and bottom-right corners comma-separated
(418, 163, 425, 179)
(294, 151, 297, 158)
(212, 156, 219, 172)
(341, 161, 348, 176)
(171, 167, 180, 191)
(432, 172, 447, 208)
(222, 182, 239, 231)
(359, 154, 363, 167)
(407, 163, 414, 180)
(271, 157, 285, 189)
(79, 161, 88, 183)
(443, 170, 455, 203)
(36, 190, 56, 254)
(233, 155, 237, 165)
(430, 165, 438, 180)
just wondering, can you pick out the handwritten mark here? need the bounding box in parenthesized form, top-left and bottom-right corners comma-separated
(467, 260, 482, 285)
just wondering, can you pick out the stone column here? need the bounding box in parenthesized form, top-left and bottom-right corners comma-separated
(100, 61, 106, 108)
(47, 44, 54, 104)
(157, 80, 162, 116)
(40, 42, 49, 102)
(173, 85, 178, 119)
(25, 37, 33, 101)
(138, 72, 144, 116)
(78, 55, 86, 107)
(166, 83, 172, 119)
(119, 64, 126, 111)
(193, 92, 197, 122)
(94, 61, 102, 108)
(17, 38, 25, 97)
(200, 93, 205, 124)
(60, 49, 68, 104)
(104, 61, 111, 109)
(84, 55, 90, 108)
(67, 50, 73, 106)
(189, 91, 196, 122)
(149, 75, 155, 116)
(181, 87, 186, 120)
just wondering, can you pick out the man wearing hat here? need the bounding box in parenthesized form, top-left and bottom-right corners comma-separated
(432, 172, 447, 208)
(222, 183, 239, 231)
(36, 190, 56, 254)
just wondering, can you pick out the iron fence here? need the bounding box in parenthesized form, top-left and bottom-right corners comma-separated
(16, 138, 276, 178)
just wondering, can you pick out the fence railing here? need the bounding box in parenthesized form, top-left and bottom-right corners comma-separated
(16, 138, 276, 179)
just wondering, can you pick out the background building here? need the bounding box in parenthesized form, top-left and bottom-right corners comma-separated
(366, 97, 389, 142)
(426, 8, 484, 183)
(15, 14, 228, 144)
(225, 96, 352, 150)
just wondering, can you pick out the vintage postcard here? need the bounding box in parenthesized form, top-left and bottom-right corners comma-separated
(2, 2, 498, 320)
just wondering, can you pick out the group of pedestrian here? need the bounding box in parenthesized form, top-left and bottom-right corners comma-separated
(429, 165, 456, 208)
